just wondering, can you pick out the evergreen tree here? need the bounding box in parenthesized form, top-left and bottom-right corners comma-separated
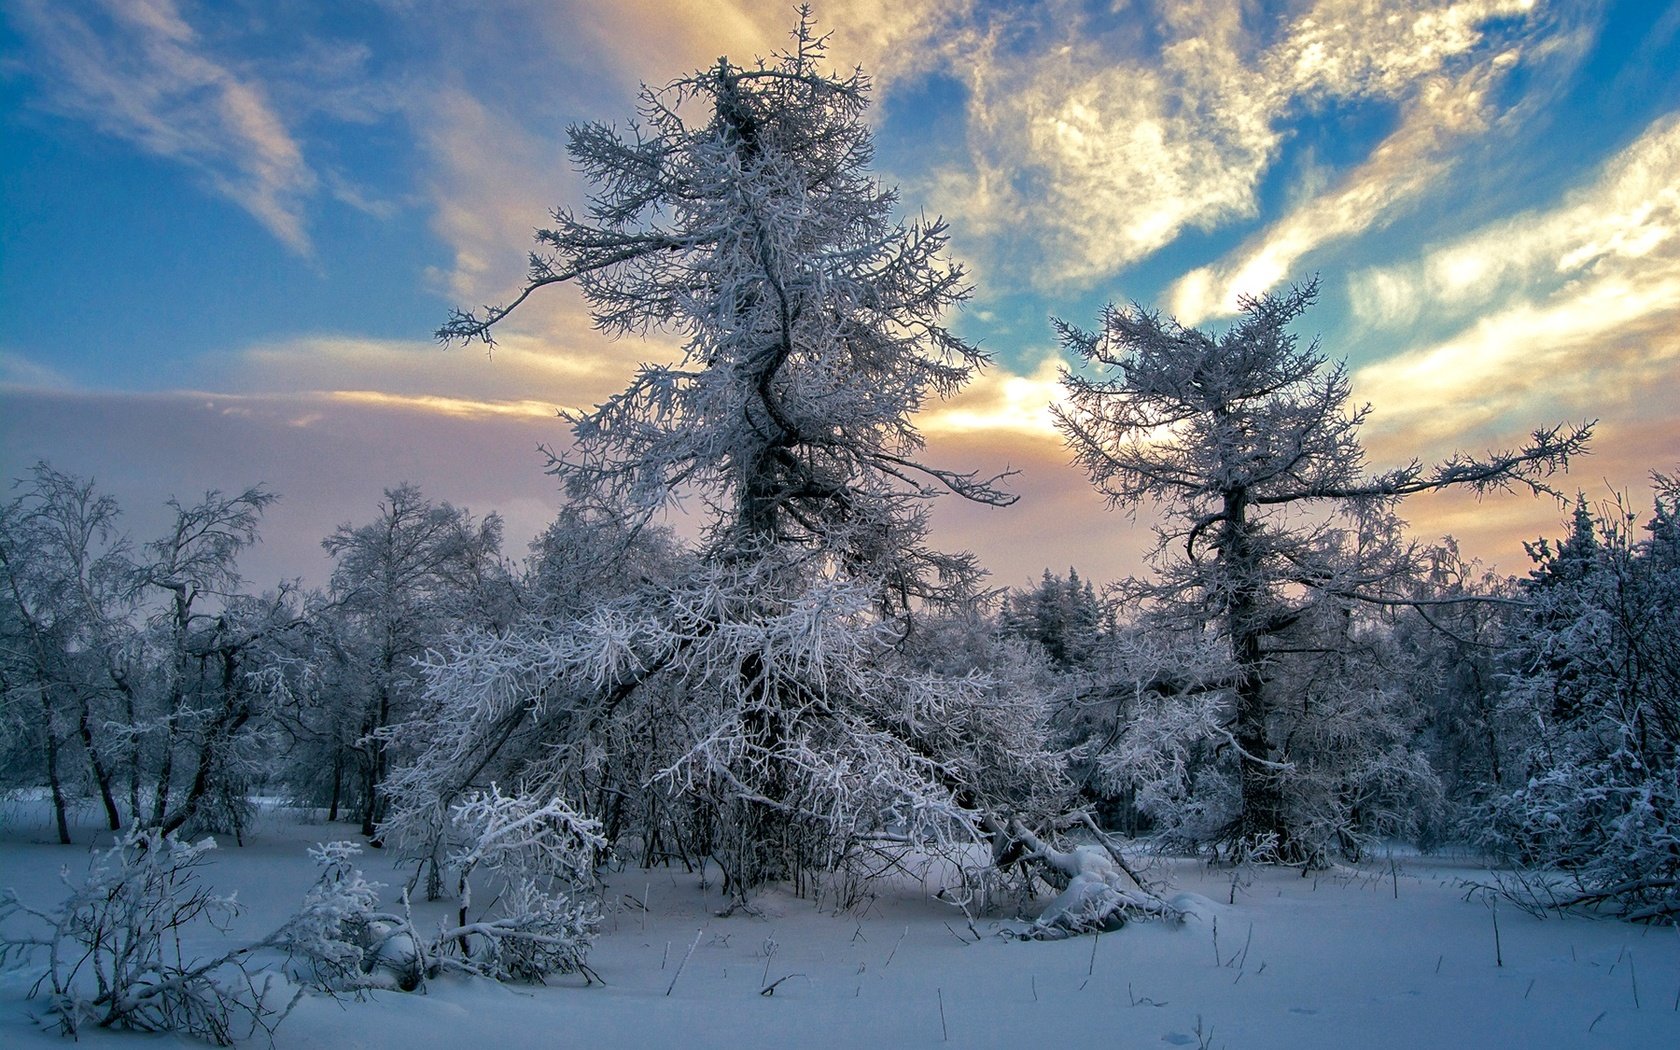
(406, 11, 1060, 903)
(1055, 280, 1590, 861)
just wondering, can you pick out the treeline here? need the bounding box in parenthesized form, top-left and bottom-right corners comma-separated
(5, 461, 1677, 919)
(0, 472, 512, 846)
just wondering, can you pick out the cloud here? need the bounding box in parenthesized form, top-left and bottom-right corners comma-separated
(1348, 109, 1680, 445)
(1169, 57, 1509, 324)
(1350, 111, 1680, 330)
(920, 355, 1066, 438)
(194, 332, 640, 421)
(0, 350, 73, 390)
(0, 387, 570, 588)
(1342, 111, 1680, 546)
(928, 0, 1566, 290)
(9, 0, 319, 254)
(550, 0, 966, 93)
(327, 390, 563, 420)
(413, 87, 580, 307)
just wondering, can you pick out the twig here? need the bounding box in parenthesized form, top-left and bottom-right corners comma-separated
(943, 922, 976, 946)
(883, 925, 907, 968)
(1587, 1010, 1607, 1033)
(665, 928, 702, 996)
(1089, 932, 1100, 976)
(1231, 923, 1253, 971)
(760, 973, 805, 996)
(1127, 982, 1168, 1007)
(1491, 901, 1503, 968)
(938, 988, 948, 1042)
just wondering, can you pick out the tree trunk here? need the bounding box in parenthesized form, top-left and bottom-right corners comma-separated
(328, 747, 343, 822)
(362, 691, 391, 842)
(41, 691, 71, 845)
(76, 696, 122, 831)
(157, 646, 251, 838)
(1222, 485, 1290, 858)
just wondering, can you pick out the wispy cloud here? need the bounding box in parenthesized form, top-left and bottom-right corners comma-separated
(10, 0, 319, 253)
(920, 355, 1065, 438)
(1349, 111, 1680, 484)
(926, 0, 1566, 291)
(1169, 58, 1509, 324)
(0, 350, 73, 390)
(1350, 111, 1680, 331)
(327, 390, 562, 419)
(203, 333, 634, 417)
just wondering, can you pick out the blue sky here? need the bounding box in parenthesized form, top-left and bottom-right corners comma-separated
(4, 0, 1679, 587)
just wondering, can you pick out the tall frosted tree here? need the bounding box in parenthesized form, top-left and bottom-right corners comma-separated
(412, 12, 1061, 902)
(1055, 280, 1591, 862)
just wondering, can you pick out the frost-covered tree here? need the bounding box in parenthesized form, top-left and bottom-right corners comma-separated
(1480, 476, 1680, 920)
(0, 468, 306, 842)
(1396, 540, 1521, 844)
(0, 464, 139, 841)
(1001, 568, 1108, 671)
(408, 12, 1068, 905)
(1055, 280, 1591, 862)
(321, 484, 511, 839)
(130, 486, 301, 840)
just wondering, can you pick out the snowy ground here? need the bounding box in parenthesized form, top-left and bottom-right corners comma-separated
(3, 802, 1678, 1049)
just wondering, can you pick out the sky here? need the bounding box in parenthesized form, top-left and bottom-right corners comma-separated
(3, 0, 1678, 591)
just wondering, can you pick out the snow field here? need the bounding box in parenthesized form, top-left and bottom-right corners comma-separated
(4, 806, 1678, 1049)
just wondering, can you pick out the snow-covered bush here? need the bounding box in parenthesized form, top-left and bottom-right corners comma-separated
(991, 817, 1182, 939)
(385, 554, 1066, 906)
(287, 800, 603, 991)
(442, 787, 603, 981)
(0, 829, 289, 1044)
(281, 839, 393, 991)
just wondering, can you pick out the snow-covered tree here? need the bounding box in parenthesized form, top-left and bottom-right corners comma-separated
(1479, 475, 1680, 920)
(1001, 568, 1108, 671)
(408, 11, 1066, 905)
(130, 485, 305, 840)
(0, 464, 139, 841)
(320, 483, 511, 839)
(1055, 280, 1591, 862)
(1396, 539, 1521, 845)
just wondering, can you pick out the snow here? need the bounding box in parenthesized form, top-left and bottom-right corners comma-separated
(3, 804, 1678, 1048)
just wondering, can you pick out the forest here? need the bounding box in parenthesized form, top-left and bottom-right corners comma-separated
(2, 10, 1677, 1047)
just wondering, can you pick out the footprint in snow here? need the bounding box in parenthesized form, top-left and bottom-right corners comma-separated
(1161, 1034, 1195, 1045)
